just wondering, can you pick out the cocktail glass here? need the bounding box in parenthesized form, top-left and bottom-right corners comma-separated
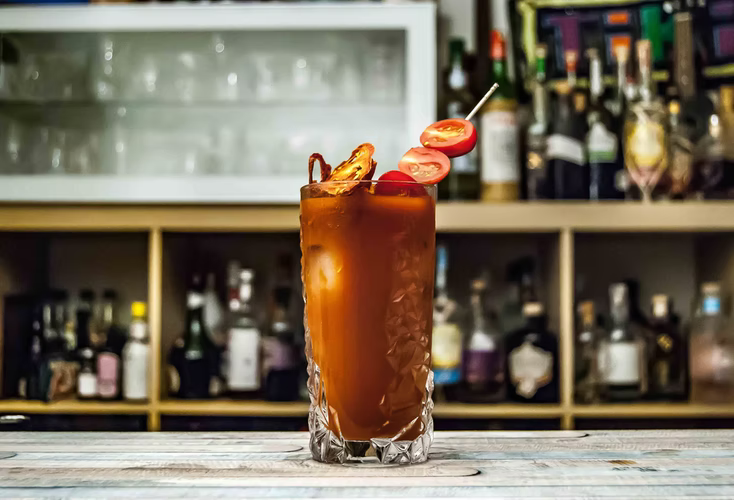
(301, 180, 436, 464)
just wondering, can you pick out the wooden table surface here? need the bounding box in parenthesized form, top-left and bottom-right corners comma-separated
(1, 430, 734, 498)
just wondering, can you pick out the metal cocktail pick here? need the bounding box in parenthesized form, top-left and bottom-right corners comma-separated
(464, 83, 500, 122)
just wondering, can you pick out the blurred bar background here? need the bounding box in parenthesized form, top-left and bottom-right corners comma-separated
(2, 0, 734, 433)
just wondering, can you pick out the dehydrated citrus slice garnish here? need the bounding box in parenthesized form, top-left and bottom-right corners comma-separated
(308, 153, 332, 184)
(320, 143, 377, 194)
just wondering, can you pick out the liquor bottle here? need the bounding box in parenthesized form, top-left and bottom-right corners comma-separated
(75, 289, 95, 351)
(719, 85, 734, 193)
(49, 291, 77, 401)
(203, 273, 225, 346)
(689, 282, 734, 403)
(122, 301, 149, 402)
(586, 48, 624, 200)
(564, 50, 578, 90)
(674, 8, 714, 144)
(668, 99, 694, 199)
(97, 290, 122, 400)
(461, 277, 505, 403)
(432, 244, 462, 401)
(506, 302, 559, 403)
(597, 283, 647, 402)
(623, 40, 668, 201)
(439, 38, 480, 200)
(575, 300, 598, 404)
(226, 269, 262, 398)
(263, 255, 300, 401)
(692, 113, 731, 199)
(480, 30, 519, 202)
(608, 43, 630, 122)
(77, 347, 97, 400)
(23, 303, 44, 401)
(174, 279, 218, 399)
(548, 82, 588, 199)
(647, 295, 686, 401)
(500, 256, 537, 334)
(526, 44, 552, 200)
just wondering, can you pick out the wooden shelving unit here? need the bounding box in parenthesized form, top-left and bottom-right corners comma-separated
(2, 202, 734, 431)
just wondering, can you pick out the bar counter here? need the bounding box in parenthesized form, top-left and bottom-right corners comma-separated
(0, 430, 733, 498)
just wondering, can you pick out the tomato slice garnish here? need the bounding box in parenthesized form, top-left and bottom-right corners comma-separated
(375, 170, 424, 196)
(398, 147, 450, 184)
(419, 118, 477, 158)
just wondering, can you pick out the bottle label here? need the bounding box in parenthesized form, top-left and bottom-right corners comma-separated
(464, 350, 503, 385)
(587, 122, 618, 163)
(227, 327, 261, 391)
(448, 103, 478, 174)
(598, 341, 641, 384)
(703, 297, 720, 315)
(480, 110, 519, 182)
(432, 322, 462, 385)
(123, 344, 149, 400)
(97, 353, 120, 398)
(78, 372, 98, 398)
(509, 340, 553, 398)
(670, 137, 693, 194)
(547, 134, 586, 165)
(263, 336, 295, 373)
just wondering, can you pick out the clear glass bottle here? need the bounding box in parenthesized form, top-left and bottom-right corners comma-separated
(432, 244, 462, 401)
(77, 347, 97, 400)
(575, 300, 599, 404)
(461, 277, 505, 403)
(123, 301, 149, 402)
(597, 283, 647, 401)
(526, 44, 552, 200)
(623, 40, 669, 202)
(439, 38, 480, 201)
(693, 113, 731, 199)
(668, 99, 695, 199)
(690, 282, 734, 403)
(226, 269, 262, 398)
(647, 294, 686, 401)
(505, 302, 559, 403)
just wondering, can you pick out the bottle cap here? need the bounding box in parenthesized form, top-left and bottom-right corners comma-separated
(523, 302, 544, 317)
(669, 100, 680, 115)
(187, 291, 204, 309)
(555, 82, 571, 95)
(131, 301, 147, 318)
(651, 294, 669, 318)
(612, 41, 630, 64)
(490, 30, 506, 60)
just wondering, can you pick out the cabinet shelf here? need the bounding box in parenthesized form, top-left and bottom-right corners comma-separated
(2, 202, 734, 232)
(573, 404, 734, 418)
(0, 400, 150, 415)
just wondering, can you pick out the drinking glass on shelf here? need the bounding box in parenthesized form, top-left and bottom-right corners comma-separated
(90, 34, 123, 101)
(253, 52, 283, 103)
(125, 53, 161, 101)
(0, 118, 25, 174)
(67, 130, 100, 175)
(362, 36, 403, 104)
(172, 51, 211, 103)
(211, 33, 249, 102)
(19, 52, 87, 102)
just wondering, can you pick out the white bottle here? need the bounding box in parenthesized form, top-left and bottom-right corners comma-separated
(123, 301, 149, 401)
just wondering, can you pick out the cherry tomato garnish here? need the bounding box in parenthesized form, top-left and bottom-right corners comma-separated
(398, 147, 451, 184)
(375, 170, 424, 196)
(420, 118, 477, 158)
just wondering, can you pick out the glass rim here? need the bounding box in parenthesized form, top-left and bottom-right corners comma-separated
(300, 179, 436, 189)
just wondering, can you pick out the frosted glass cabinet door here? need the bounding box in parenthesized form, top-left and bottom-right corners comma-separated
(0, 3, 435, 203)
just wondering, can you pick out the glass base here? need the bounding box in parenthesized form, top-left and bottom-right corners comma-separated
(309, 428, 433, 465)
(306, 365, 434, 465)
